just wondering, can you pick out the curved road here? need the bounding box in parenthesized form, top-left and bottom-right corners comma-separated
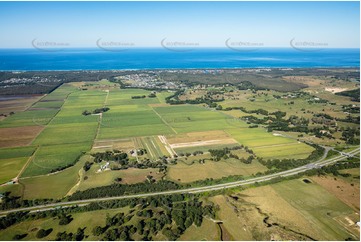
(0, 147, 359, 217)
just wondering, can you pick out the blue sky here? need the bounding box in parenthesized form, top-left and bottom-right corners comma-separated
(0, 1, 359, 48)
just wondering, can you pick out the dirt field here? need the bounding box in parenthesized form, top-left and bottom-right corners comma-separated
(311, 175, 360, 211)
(324, 87, 349, 93)
(0, 95, 43, 115)
(170, 138, 238, 149)
(166, 130, 239, 151)
(0, 126, 44, 148)
(92, 138, 135, 152)
(166, 130, 232, 144)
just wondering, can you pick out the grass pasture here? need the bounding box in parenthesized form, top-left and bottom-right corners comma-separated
(167, 159, 267, 183)
(20, 155, 91, 199)
(225, 128, 314, 159)
(252, 142, 315, 159)
(0, 157, 28, 184)
(311, 173, 360, 211)
(78, 167, 163, 191)
(21, 143, 90, 177)
(0, 184, 23, 197)
(209, 195, 252, 240)
(178, 218, 220, 241)
(0, 146, 36, 183)
(272, 179, 358, 240)
(241, 185, 322, 240)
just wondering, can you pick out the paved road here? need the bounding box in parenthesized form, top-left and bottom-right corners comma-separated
(0, 147, 359, 217)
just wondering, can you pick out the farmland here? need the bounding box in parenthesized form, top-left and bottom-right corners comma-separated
(272, 179, 358, 240)
(206, 178, 359, 241)
(0, 69, 359, 241)
(0, 74, 358, 192)
(167, 158, 267, 183)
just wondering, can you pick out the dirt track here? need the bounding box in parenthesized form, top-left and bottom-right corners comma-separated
(170, 138, 238, 149)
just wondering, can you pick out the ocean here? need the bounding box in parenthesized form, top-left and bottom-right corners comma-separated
(0, 48, 359, 71)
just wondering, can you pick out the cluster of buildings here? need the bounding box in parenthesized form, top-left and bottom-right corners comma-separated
(117, 73, 185, 90)
(1, 76, 62, 88)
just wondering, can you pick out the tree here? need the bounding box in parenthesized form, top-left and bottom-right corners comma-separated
(82, 110, 91, 116)
(136, 220, 145, 235)
(83, 161, 92, 171)
(13, 233, 27, 240)
(36, 228, 53, 238)
(59, 214, 73, 225)
(184, 217, 193, 228)
(74, 228, 85, 241)
(92, 226, 105, 236)
(56, 231, 73, 241)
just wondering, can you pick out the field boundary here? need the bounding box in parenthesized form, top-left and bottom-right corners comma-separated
(15, 146, 39, 182)
(149, 106, 178, 134)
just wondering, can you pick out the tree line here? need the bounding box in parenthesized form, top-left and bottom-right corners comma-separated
(82, 107, 110, 116)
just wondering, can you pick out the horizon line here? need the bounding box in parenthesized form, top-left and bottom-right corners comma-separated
(0, 47, 359, 50)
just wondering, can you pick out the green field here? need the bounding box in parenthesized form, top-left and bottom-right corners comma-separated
(0, 109, 60, 128)
(0, 146, 36, 183)
(0, 157, 28, 184)
(252, 142, 315, 159)
(154, 105, 248, 133)
(21, 155, 91, 199)
(21, 87, 106, 176)
(22, 143, 90, 177)
(225, 128, 314, 159)
(97, 90, 175, 139)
